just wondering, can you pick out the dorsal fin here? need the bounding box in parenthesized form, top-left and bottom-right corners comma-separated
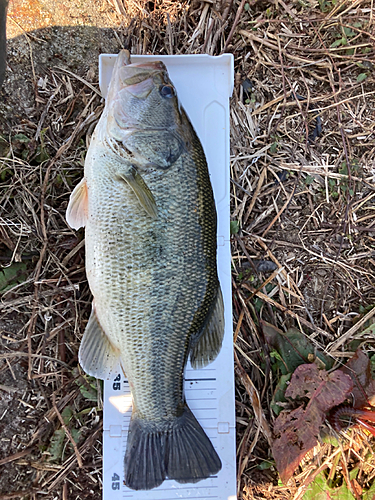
(190, 287, 225, 369)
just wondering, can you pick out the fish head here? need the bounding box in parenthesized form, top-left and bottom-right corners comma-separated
(106, 50, 183, 149)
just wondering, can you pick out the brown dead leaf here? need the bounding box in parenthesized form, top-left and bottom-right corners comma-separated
(272, 406, 322, 484)
(286, 363, 354, 411)
(339, 348, 375, 408)
(272, 364, 353, 483)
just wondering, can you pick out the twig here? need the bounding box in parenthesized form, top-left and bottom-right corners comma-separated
(55, 67, 102, 97)
(0, 448, 35, 466)
(0, 352, 70, 369)
(328, 306, 375, 352)
(45, 424, 102, 491)
(244, 167, 267, 224)
(52, 395, 83, 468)
(242, 283, 334, 339)
(234, 350, 273, 446)
(223, 0, 247, 52)
(0, 490, 39, 500)
(211, 0, 233, 53)
(261, 180, 298, 237)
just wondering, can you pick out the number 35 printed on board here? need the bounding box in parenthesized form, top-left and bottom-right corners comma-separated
(113, 373, 121, 391)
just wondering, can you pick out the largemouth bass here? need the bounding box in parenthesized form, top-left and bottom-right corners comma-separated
(66, 50, 224, 491)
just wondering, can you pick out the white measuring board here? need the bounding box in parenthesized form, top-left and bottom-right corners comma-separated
(99, 53, 236, 500)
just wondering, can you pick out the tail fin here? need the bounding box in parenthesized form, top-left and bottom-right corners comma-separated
(124, 405, 221, 491)
(167, 406, 222, 484)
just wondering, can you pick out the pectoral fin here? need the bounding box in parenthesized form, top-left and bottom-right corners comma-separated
(79, 304, 121, 380)
(190, 287, 225, 369)
(118, 166, 157, 218)
(66, 177, 89, 229)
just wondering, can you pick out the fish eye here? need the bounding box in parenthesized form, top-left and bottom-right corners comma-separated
(159, 85, 175, 98)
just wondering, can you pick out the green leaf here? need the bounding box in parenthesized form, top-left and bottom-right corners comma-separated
(303, 472, 329, 500)
(363, 478, 375, 500)
(12, 133, 30, 144)
(61, 406, 73, 425)
(34, 144, 50, 163)
(47, 428, 65, 462)
(351, 158, 360, 172)
(270, 350, 283, 362)
(343, 27, 355, 37)
(339, 161, 348, 175)
(0, 167, 12, 182)
(258, 459, 275, 470)
(262, 321, 333, 374)
(325, 483, 355, 499)
(271, 373, 291, 415)
(230, 220, 240, 235)
(75, 373, 98, 402)
(349, 467, 359, 480)
(0, 136, 9, 157)
(331, 38, 344, 48)
(305, 174, 314, 185)
(359, 304, 374, 315)
(69, 428, 82, 449)
(79, 383, 98, 402)
(357, 72, 368, 83)
(77, 407, 101, 416)
(303, 472, 356, 499)
(0, 262, 27, 293)
(321, 428, 339, 447)
(270, 142, 278, 153)
(254, 296, 264, 313)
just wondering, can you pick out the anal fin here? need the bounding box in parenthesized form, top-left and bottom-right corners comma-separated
(66, 177, 89, 230)
(79, 304, 121, 380)
(190, 286, 225, 369)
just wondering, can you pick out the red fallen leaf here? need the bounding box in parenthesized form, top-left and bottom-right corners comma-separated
(285, 363, 354, 412)
(338, 348, 375, 408)
(272, 406, 321, 484)
(272, 363, 353, 483)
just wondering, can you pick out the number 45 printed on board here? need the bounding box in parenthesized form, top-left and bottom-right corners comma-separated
(112, 473, 120, 490)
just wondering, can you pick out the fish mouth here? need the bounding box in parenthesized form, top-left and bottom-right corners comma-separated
(116, 49, 165, 72)
(113, 50, 168, 99)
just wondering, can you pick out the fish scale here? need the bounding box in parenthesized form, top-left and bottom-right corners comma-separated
(66, 50, 224, 491)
